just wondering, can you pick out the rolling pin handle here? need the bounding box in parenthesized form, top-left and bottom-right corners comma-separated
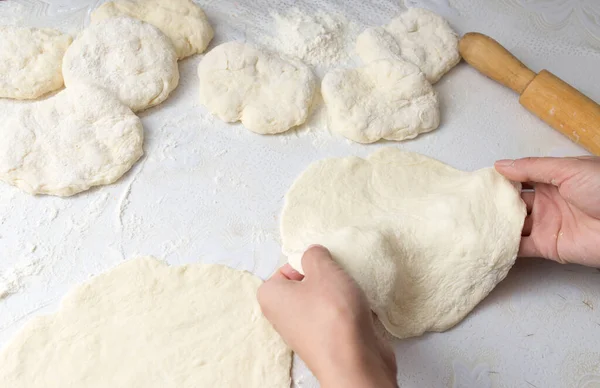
(459, 32, 536, 95)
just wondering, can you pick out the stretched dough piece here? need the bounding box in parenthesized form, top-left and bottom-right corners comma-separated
(0, 84, 143, 196)
(0, 258, 292, 388)
(0, 26, 72, 99)
(321, 59, 439, 144)
(356, 8, 460, 83)
(62, 17, 179, 112)
(198, 42, 317, 135)
(91, 0, 214, 59)
(281, 148, 526, 338)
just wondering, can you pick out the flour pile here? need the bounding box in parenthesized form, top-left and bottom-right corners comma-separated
(268, 8, 353, 66)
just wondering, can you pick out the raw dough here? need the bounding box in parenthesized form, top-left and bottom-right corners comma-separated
(281, 148, 526, 338)
(62, 17, 179, 112)
(0, 84, 143, 196)
(0, 26, 72, 99)
(356, 8, 460, 83)
(0, 257, 292, 388)
(91, 0, 213, 60)
(321, 59, 439, 144)
(198, 42, 317, 135)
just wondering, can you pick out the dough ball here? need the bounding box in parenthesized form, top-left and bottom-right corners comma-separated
(62, 17, 179, 112)
(281, 148, 526, 338)
(0, 84, 144, 197)
(0, 26, 72, 100)
(198, 42, 317, 135)
(356, 8, 460, 83)
(91, 0, 214, 60)
(0, 258, 292, 388)
(321, 59, 439, 144)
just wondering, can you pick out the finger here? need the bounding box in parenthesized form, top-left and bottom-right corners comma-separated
(522, 215, 533, 236)
(268, 269, 290, 282)
(518, 237, 541, 258)
(521, 190, 534, 213)
(257, 274, 301, 318)
(301, 245, 340, 277)
(494, 157, 579, 185)
(279, 263, 304, 281)
(574, 155, 598, 161)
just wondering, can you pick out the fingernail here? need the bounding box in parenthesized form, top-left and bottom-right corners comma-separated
(307, 244, 324, 250)
(495, 159, 514, 167)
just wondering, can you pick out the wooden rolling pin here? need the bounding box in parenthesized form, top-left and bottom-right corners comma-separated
(459, 32, 600, 156)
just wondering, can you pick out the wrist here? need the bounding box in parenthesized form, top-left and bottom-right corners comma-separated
(318, 333, 397, 388)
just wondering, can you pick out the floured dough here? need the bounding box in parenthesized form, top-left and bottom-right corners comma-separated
(356, 8, 460, 83)
(91, 0, 213, 59)
(0, 84, 143, 196)
(62, 17, 179, 112)
(198, 42, 317, 135)
(281, 148, 526, 338)
(0, 257, 292, 388)
(0, 26, 72, 99)
(321, 59, 439, 144)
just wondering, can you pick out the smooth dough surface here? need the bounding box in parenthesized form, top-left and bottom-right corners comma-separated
(62, 17, 179, 112)
(356, 8, 460, 83)
(198, 42, 317, 135)
(0, 84, 143, 196)
(0, 26, 72, 99)
(281, 148, 526, 338)
(321, 59, 439, 144)
(91, 0, 213, 59)
(0, 257, 292, 388)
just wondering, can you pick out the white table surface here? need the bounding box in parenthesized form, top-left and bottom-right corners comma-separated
(1, 0, 599, 387)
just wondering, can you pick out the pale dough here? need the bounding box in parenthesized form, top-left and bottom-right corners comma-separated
(198, 42, 317, 135)
(321, 59, 439, 144)
(91, 0, 214, 60)
(62, 17, 179, 112)
(0, 26, 72, 99)
(356, 8, 460, 83)
(0, 84, 143, 196)
(281, 148, 526, 338)
(0, 257, 292, 388)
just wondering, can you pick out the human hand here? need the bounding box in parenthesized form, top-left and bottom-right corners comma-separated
(258, 246, 397, 388)
(495, 156, 600, 267)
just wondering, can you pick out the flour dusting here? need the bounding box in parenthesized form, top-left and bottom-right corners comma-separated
(0, 256, 42, 300)
(267, 8, 354, 66)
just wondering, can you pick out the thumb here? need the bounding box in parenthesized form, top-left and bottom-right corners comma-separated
(301, 245, 341, 278)
(494, 157, 581, 185)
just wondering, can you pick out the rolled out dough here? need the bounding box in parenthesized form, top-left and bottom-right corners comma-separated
(198, 42, 317, 135)
(91, 0, 214, 59)
(0, 26, 72, 100)
(0, 258, 292, 388)
(281, 148, 526, 338)
(62, 17, 179, 112)
(0, 84, 143, 196)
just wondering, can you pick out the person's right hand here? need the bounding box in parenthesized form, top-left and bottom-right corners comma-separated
(495, 156, 600, 267)
(258, 246, 397, 388)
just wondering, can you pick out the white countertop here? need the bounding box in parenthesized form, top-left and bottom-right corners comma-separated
(1, 0, 599, 387)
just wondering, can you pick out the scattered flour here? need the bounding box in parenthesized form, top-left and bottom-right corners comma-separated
(0, 256, 42, 300)
(267, 8, 356, 66)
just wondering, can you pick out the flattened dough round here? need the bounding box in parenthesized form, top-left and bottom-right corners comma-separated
(281, 148, 526, 338)
(356, 8, 460, 83)
(0, 84, 143, 196)
(91, 0, 214, 59)
(0, 26, 72, 99)
(321, 59, 439, 144)
(62, 17, 179, 112)
(0, 258, 292, 388)
(198, 42, 317, 135)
